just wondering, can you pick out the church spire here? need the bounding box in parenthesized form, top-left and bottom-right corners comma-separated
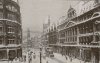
(48, 15, 50, 26)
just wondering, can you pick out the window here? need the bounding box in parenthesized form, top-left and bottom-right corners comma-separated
(7, 13, 17, 21)
(0, 0, 3, 9)
(6, 5, 18, 12)
(0, 12, 3, 19)
(0, 27, 3, 33)
(0, 22, 3, 33)
(96, 24, 100, 31)
(0, 37, 3, 44)
(7, 26, 14, 33)
(79, 37, 82, 43)
(95, 35, 100, 42)
(8, 38, 15, 44)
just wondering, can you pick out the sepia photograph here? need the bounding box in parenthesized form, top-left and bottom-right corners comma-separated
(0, 0, 99, 63)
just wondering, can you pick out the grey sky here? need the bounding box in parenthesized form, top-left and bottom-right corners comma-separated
(19, 0, 78, 32)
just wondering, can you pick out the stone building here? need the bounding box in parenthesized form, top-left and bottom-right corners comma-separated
(47, 0, 100, 63)
(42, 16, 51, 47)
(0, 0, 22, 60)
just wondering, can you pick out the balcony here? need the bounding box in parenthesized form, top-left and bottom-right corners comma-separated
(8, 32, 15, 34)
(0, 32, 6, 36)
(7, 44, 21, 48)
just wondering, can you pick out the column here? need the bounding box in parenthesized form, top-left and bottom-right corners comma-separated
(77, 26, 80, 45)
(80, 48, 82, 60)
(16, 49, 18, 58)
(7, 49, 9, 60)
(91, 49, 95, 63)
(92, 23, 96, 43)
(65, 30, 67, 42)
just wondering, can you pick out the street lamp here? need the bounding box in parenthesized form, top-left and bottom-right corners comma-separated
(40, 48, 42, 63)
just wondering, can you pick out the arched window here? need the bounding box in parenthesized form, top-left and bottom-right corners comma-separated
(92, 12, 100, 18)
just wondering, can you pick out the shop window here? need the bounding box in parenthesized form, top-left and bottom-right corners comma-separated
(9, 50, 16, 60)
(0, 50, 7, 59)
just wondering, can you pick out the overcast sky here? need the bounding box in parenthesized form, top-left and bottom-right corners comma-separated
(19, 0, 78, 32)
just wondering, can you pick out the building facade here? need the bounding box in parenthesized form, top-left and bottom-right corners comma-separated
(0, 0, 22, 60)
(48, 24, 58, 52)
(42, 16, 51, 47)
(46, 0, 100, 63)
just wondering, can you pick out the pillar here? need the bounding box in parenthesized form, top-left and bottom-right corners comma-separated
(77, 26, 80, 45)
(7, 49, 9, 60)
(91, 51, 95, 63)
(93, 23, 96, 43)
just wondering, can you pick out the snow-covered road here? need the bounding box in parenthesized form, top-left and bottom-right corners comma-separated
(0, 49, 85, 63)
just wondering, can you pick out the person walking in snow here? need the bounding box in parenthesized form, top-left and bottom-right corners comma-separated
(33, 53, 36, 59)
(46, 61, 48, 63)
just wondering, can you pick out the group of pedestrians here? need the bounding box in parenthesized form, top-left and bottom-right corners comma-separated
(10, 57, 23, 63)
(28, 51, 36, 63)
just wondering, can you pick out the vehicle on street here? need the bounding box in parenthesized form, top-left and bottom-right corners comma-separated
(46, 47, 54, 57)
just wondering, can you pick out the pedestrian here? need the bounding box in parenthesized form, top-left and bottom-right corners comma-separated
(70, 58, 72, 62)
(65, 56, 67, 60)
(29, 56, 32, 63)
(24, 55, 26, 61)
(46, 61, 48, 63)
(33, 53, 36, 59)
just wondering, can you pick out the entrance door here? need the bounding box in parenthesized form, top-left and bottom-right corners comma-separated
(92, 48, 99, 63)
(9, 50, 16, 61)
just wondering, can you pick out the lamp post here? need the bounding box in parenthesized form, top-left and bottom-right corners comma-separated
(40, 47, 42, 63)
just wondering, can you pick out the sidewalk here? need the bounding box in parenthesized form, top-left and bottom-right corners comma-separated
(53, 53, 85, 63)
(53, 53, 69, 63)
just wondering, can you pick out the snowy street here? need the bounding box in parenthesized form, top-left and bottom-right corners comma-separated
(21, 49, 85, 63)
(0, 49, 89, 63)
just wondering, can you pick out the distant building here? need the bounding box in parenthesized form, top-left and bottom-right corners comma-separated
(42, 16, 51, 47)
(22, 29, 42, 50)
(0, 0, 22, 60)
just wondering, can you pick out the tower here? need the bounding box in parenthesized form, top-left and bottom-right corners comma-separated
(27, 28, 31, 42)
(48, 15, 51, 26)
